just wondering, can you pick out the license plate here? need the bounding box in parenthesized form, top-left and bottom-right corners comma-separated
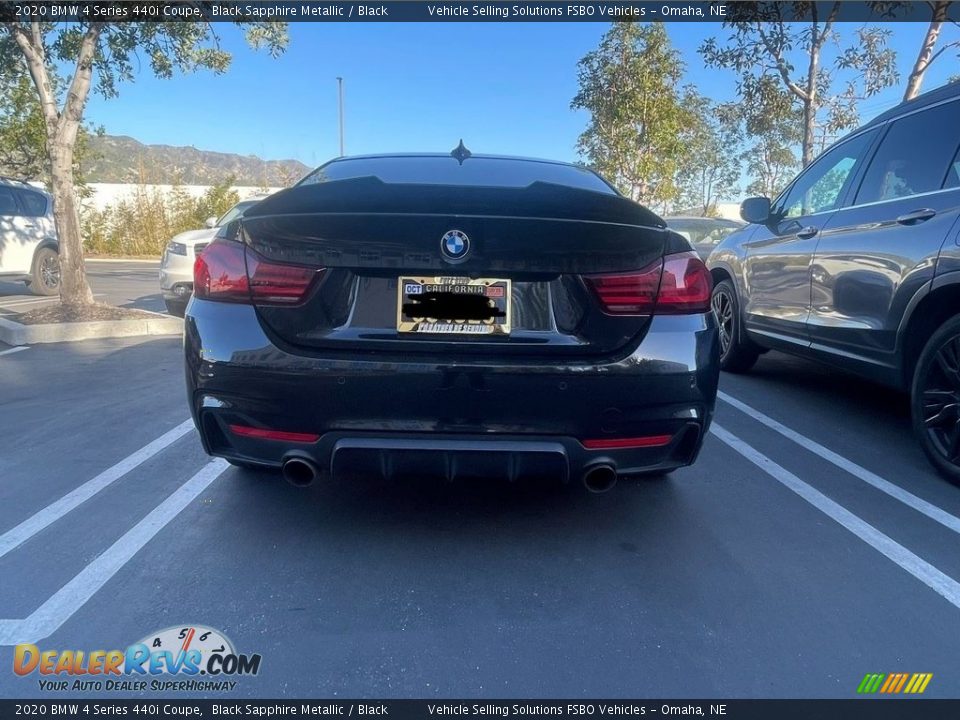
(397, 276, 511, 335)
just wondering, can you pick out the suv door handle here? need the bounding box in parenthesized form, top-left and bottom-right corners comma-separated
(796, 226, 819, 239)
(896, 208, 936, 225)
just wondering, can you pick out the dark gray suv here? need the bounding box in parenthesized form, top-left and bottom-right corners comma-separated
(708, 81, 960, 482)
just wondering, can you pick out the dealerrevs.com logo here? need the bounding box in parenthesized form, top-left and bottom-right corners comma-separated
(13, 625, 261, 693)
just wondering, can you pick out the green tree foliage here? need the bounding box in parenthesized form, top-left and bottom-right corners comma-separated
(193, 178, 241, 225)
(83, 179, 241, 257)
(571, 22, 690, 207)
(700, 2, 898, 167)
(674, 88, 742, 216)
(743, 138, 800, 200)
(0, 16, 289, 305)
(733, 77, 803, 200)
(0, 55, 98, 185)
(0, 69, 48, 179)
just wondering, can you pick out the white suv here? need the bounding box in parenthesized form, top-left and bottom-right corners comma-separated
(0, 178, 59, 295)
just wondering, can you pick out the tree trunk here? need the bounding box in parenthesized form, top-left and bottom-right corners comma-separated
(904, 10, 947, 101)
(11, 21, 98, 307)
(801, 54, 819, 167)
(48, 138, 94, 306)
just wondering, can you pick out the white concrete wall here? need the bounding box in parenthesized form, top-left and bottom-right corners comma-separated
(81, 183, 285, 211)
(713, 202, 743, 221)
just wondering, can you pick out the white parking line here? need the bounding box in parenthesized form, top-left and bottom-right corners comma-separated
(0, 419, 194, 559)
(0, 297, 59, 308)
(0, 293, 105, 308)
(711, 423, 960, 610)
(0, 459, 227, 645)
(718, 390, 960, 536)
(0, 346, 29, 357)
(85, 258, 160, 264)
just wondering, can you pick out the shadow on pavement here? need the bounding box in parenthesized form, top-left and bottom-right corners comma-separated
(0, 279, 33, 298)
(121, 292, 168, 312)
(740, 350, 910, 422)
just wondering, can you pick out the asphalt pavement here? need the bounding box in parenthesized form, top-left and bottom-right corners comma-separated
(0, 260, 166, 317)
(1, 264, 959, 699)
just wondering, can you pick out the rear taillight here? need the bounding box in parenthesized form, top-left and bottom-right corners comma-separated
(193, 241, 248, 302)
(585, 251, 712, 315)
(194, 240, 321, 305)
(657, 251, 712, 314)
(584, 261, 661, 314)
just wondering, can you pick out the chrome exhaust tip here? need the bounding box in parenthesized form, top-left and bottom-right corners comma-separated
(282, 457, 319, 487)
(582, 463, 618, 494)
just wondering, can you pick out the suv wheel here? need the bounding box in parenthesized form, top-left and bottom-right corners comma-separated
(911, 314, 960, 483)
(27, 247, 60, 296)
(711, 279, 759, 373)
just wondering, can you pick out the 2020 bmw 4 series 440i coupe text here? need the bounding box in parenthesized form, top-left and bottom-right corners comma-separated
(184, 150, 720, 493)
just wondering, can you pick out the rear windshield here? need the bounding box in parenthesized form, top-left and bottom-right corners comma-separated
(298, 156, 616, 194)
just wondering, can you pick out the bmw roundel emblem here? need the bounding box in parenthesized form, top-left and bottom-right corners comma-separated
(440, 229, 470, 261)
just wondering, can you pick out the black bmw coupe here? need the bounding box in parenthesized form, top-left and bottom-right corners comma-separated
(184, 148, 720, 492)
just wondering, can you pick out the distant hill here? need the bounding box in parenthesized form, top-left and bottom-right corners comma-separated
(83, 135, 311, 186)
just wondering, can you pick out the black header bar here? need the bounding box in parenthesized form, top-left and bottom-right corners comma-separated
(2, 1, 960, 23)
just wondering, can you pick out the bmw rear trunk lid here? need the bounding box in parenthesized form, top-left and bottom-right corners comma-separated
(230, 175, 683, 359)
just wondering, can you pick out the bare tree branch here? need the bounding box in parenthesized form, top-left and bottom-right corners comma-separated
(58, 24, 102, 144)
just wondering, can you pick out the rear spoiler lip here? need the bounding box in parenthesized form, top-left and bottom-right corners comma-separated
(242, 177, 666, 230)
(243, 211, 662, 231)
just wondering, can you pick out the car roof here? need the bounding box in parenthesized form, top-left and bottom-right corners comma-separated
(863, 80, 960, 129)
(0, 177, 49, 195)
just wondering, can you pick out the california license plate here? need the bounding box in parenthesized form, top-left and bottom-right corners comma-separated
(397, 276, 511, 335)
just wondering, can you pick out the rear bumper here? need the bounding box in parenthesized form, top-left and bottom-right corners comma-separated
(185, 300, 719, 480)
(159, 251, 194, 299)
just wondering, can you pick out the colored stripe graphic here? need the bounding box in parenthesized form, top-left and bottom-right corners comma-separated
(906, 673, 934, 694)
(858, 674, 885, 693)
(857, 673, 932, 694)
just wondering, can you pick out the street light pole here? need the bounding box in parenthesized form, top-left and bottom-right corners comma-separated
(336, 77, 344, 157)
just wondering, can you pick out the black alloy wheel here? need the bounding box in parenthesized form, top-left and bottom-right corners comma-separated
(711, 284, 734, 357)
(913, 315, 960, 483)
(29, 247, 60, 296)
(711, 279, 759, 373)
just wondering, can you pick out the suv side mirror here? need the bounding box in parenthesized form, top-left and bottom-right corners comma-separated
(740, 197, 771, 225)
(204, 216, 218, 229)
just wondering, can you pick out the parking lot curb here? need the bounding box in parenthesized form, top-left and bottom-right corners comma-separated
(0, 313, 182, 346)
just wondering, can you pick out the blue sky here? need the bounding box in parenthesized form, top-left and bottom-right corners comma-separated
(82, 22, 957, 169)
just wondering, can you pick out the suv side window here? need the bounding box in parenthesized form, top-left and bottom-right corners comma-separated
(0, 186, 21, 216)
(855, 99, 960, 204)
(776, 130, 877, 219)
(16, 189, 48, 217)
